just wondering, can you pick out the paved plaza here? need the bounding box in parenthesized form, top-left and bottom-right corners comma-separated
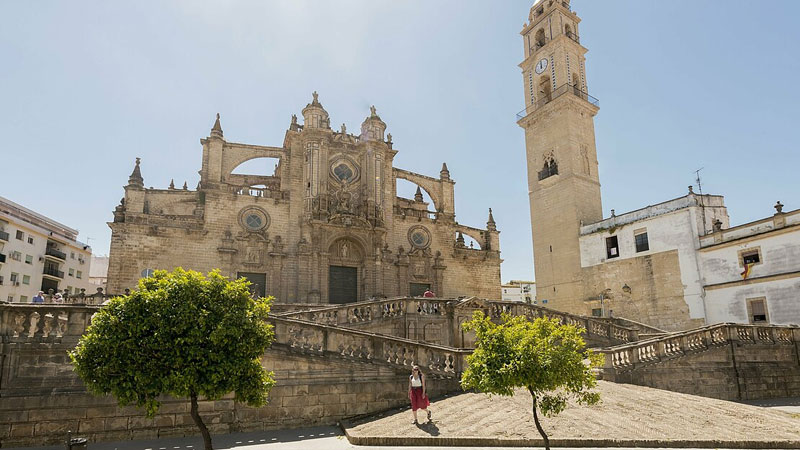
(345, 381, 800, 447)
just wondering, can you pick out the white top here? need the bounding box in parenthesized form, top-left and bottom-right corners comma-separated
(410, 375, 423, 387)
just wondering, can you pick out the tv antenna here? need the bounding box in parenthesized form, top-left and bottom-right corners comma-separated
(694, 167, 709, 234)
(694, 167, 704, 196)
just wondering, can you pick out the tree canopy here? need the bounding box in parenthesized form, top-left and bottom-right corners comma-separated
(70, 268, 276, 449)
(460, 312, 600, 450)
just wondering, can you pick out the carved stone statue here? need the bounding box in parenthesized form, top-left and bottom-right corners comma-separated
(272, 235, 284, 253)
(245, 246, 260, 264)
(341, 241, 350, 258)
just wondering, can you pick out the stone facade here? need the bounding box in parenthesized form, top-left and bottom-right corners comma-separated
(107, 95, 501, 303)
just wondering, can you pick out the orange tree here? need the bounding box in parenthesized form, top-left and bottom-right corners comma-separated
(70, 268, 275, 450)
(460, 312, 600, 450)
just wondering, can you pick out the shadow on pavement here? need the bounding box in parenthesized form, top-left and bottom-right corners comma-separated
(414, 421, 440, 436)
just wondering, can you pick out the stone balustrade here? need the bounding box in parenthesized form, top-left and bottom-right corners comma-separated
(282, 297, 639, 346)
(599, 323, 800, 372)
(270, 316, 467, 377)
(488, 301, 639, 344)
(279, 297, 447, 326)
(0, 303, 98, 342)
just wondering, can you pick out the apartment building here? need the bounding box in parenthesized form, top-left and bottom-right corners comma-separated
(0, 196, 94, 302)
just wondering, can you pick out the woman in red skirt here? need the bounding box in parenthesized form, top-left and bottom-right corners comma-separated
(408, 365, 432, 424)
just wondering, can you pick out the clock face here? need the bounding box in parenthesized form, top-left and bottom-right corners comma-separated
(535, 58, 548, 74)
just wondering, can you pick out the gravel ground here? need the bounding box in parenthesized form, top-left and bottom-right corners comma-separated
(346, 381, 800, 443)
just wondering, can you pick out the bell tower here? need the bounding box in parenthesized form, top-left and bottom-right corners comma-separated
(517, 0, 602, 314)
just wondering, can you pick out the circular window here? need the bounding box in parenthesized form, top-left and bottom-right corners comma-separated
(333, 164, 354, 182)
(329, 157, 360, 184)
(407, 226, 431, 249)
(238, 206, 270, 232)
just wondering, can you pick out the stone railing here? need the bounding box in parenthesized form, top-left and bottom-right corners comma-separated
(598, 323, 800, 372)
(0, 303, 98, 342)
(488, 301, 639, 344)
(271, 315, 468, 377)
(278, 297, 447, 326)
(280, 297, 638, 346)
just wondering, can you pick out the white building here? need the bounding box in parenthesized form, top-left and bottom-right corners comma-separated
(0, 196, 94, 303)
(501, 280, 536, 303)
(578, 189, 799, 327)
(89, 255, 109, 291)
(698, 202, 800, 326)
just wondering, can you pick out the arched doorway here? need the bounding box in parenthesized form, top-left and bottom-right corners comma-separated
(328, 238, 364, 304)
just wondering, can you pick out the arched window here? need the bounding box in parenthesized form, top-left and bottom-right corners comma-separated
(538, 154, 559, 180)
(535, 29, 546, 48)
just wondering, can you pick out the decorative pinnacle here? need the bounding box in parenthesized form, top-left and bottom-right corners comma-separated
(211, 113, 223, 138)
(440, 162, 450, 180)
(312, 91, 319, 104)
(127, 157, 144, 188)
(775, 201, 784, 214)
(414, 186, 423, 202)
(487, 208, 496, 230)
(169, 179, 175, 189)
(183, 181, 188, 190)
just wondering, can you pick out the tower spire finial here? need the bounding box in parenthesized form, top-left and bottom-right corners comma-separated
(127, 157, 144, 188)
(487, 208, 496, 231)
(414, 186, 423, 202)
(211, 113, 223, 138)
(440, 162, 450, 181)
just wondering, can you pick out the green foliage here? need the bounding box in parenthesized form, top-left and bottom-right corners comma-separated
(70, 268, 276, 416)
(460, 311, 600, 417)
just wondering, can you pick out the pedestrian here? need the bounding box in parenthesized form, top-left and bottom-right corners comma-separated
(422, 289, 435, 298)
(53, 293, 64, 304)
(32, 291, 45, 304)
(408, 365, 431, 424)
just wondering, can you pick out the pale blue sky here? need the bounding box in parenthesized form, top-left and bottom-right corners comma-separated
(1, 1, 798, 283)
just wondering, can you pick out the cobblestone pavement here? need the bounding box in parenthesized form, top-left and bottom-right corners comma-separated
(346, 381, 800, 444)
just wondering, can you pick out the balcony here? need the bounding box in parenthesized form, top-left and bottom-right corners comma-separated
(45, 247, 67, 260)
(0, 230, 8, 242)
(517, 84, 600, 120)
(566, 30, 580, 44)
(42, 266, 64, 279)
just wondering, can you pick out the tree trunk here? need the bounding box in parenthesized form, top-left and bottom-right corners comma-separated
(527, 387, 549, 450)
(190, 393, 213, 450)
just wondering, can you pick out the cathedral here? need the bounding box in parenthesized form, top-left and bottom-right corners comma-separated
(107, 94, 501, 303)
